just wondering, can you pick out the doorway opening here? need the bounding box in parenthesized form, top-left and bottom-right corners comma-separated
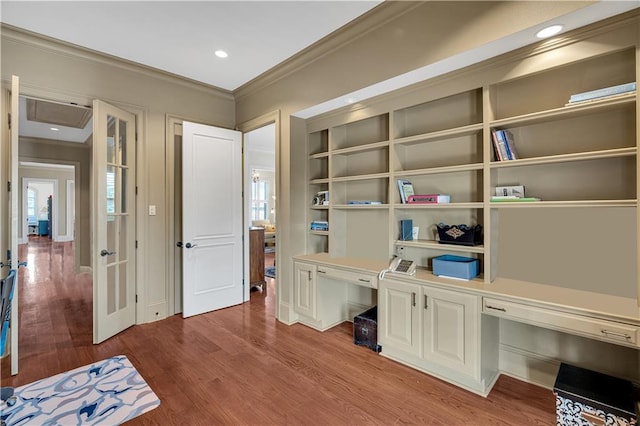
(16, 94, 93, 350)
(244, 124, 276, 301)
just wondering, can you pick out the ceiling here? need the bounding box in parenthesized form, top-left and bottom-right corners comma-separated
(0, 1, 383, 91)
(3, 1, 640, 131)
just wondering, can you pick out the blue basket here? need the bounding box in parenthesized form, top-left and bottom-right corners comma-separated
(432, 255, 479, 280)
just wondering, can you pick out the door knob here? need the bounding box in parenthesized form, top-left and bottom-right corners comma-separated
(185, 242, 198, 249)
(176, 241, 183, 248)
(100, 249, 116, 257)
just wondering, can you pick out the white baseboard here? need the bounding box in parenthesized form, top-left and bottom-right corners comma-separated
(79, 266, 92, 274)
(277, 302, 297, 325)
(499, 343, 561, 389)
(54, 235, 74, 242)
(145, 302, 167, 323)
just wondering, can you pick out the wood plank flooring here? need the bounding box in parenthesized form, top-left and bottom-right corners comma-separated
(1, 239, 556, 425)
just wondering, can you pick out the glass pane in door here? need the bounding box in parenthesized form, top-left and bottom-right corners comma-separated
(119, 119, 127, 166)
(107, 115, 116, 164)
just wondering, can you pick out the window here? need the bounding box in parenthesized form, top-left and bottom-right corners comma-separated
(27, 187, 37, 221)
(251, 179, 269, 221)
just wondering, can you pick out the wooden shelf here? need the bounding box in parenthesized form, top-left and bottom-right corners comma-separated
(332, 204, 389, 210)
(309, 151, 329, 160)
(309, 178, 330, 185)
(490, 147, 637, 168)
(490, 93, 635, 128)
(332, 140, 390, 155)
(489, 199, 637, 208)
(394, 123, 483, 146)
(395, 239, 485, 254)
(394, 202, 483, 209)
(332, 172, 389, 182)
(310, 230, 329, 236)
(398, 163, 483, 176)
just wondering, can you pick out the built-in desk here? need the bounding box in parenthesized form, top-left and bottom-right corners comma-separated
(293, 253, 640, 395)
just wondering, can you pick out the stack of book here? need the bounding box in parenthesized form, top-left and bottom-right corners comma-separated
(407, 194, 450, 204)
(491, 129, 518, 161)
(310, 220, 329, 231)
(490, 185, 539, 202)
(567, 82, 636, 105)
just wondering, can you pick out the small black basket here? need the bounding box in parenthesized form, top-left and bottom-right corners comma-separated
(437, 223, 483, 246)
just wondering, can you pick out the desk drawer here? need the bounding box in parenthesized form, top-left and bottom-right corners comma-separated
(317, 266, 378, 289)
(483, 298, 639, 347)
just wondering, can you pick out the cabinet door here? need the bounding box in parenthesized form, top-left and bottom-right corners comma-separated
(423, 287, 478, 377)
(379, 279, 420, 356)
(294, 262, 317, 319)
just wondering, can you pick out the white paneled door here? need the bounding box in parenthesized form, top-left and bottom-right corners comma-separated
(182, 121, 243, 317)
(92, 100, 136, 344)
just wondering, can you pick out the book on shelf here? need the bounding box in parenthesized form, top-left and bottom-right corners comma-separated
(495, 185, 525, 197)
(310, 220, 329, 231)
(502, 130, 519, 160)
(407, 194, 450, 204)
(397, 179, 414, 204)
(347, 200, 382, 205)
(491, 129, 511, 161)
(491, 129, 519, 160)
(567, 82, 636, 104)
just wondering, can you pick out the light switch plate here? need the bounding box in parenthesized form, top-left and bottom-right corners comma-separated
(148, 205, 156, 216)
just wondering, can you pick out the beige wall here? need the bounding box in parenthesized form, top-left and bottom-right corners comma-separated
(234, 0, 595, 323)
(1, 25, 235, 322)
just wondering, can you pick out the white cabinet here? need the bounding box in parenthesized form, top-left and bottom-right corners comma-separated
(294, 261, 317, 319)
(379, 277, 489, 394)
(378, 278, 420, 356)
(293, 259, 378, 331)
(423, 287, 478, 377)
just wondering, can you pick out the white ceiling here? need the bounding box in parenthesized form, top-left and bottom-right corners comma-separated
(0, 0, 382, 91)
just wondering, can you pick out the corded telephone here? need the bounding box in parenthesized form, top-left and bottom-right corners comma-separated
(378, 257, 416, 280)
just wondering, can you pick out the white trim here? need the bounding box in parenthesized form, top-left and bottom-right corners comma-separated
(64, 179, 75, 242)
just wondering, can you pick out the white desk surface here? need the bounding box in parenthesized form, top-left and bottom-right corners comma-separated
(294, 252, 640, 326)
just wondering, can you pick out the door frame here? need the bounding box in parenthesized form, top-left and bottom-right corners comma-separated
(165, 111, 280, 316)
(237, 111, 281, 315)
(7, 82, 147, 329)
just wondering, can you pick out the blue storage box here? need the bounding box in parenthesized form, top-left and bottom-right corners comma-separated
(432, 255, 479, 280)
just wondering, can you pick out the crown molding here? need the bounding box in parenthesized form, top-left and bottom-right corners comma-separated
(306, 8, 640, 126)
(233, 1, 421, 101)
(1, 24, 234, 101)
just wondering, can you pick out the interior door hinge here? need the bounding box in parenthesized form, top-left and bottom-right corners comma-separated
(135, 186, 138, 195)
(8, 113, 11, 130)
(135, 240, 138, 249)
(7, 181, 11, 192)
(135, 294, 138, 303)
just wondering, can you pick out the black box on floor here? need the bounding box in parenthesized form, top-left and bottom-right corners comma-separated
(353, 306, 380, 353)
(553, 363, 638, 425)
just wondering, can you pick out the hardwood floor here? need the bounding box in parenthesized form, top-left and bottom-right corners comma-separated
(1, 239, 556, 425)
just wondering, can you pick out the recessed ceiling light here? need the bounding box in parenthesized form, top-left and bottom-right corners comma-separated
(50, 127, 60, 131)
(215, 50, 228, 58)
(536, 24, 563, 39)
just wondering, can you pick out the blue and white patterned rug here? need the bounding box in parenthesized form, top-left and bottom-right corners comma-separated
(1, 355, 160, 425)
